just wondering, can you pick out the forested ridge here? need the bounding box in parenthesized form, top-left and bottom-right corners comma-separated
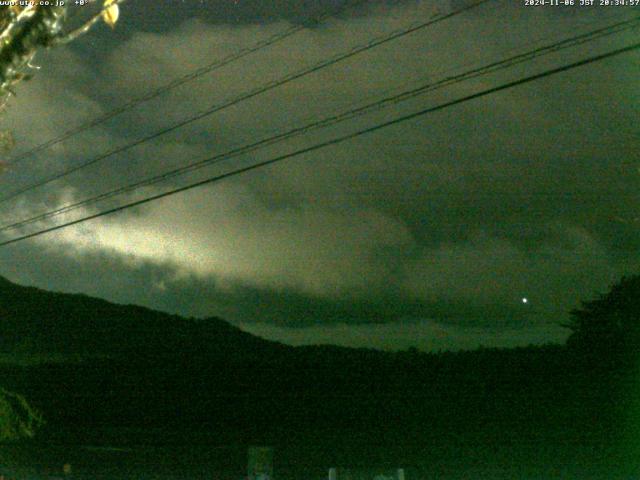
(0, 274, 638, 475)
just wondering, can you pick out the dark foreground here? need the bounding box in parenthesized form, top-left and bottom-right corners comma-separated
(0, 276, 639, 479)
(1, 436, 638, 480)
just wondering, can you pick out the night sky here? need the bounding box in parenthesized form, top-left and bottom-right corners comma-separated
(0, 0, 638, 351)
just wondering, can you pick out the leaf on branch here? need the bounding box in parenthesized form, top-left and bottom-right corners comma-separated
(102, 0, 119, 29)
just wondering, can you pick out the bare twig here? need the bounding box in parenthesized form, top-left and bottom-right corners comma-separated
(0, 2, 126, 96)
(53, 0, 127, 45)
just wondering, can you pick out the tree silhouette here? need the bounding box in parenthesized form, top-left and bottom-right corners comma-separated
(565, 275, 640, 364)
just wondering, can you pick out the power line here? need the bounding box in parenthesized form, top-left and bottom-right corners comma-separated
(4, 0, 374, 167)
(1, 18, 636, 231)
(1, 15, 636, 233)
(1, 40, 637, 248)
(0, 0, 493, 205)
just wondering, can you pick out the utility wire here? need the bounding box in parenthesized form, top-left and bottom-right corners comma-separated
(1, 40, 637, 248)
(0, 0, 493, 205)
(1, 15, 637, 233)
(4, 0, 372, 166)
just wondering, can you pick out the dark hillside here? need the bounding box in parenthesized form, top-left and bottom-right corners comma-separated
(0, 275, 637, 476)
(0, 276, 279, 359)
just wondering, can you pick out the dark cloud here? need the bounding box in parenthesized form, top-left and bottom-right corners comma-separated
(0, 0, 637, 350)
(117, 0, 418, 30)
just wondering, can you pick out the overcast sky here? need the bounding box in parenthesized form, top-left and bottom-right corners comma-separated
(0, 0, 638, 351)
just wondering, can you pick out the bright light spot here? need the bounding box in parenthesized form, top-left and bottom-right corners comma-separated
(522, 297, 528, 304)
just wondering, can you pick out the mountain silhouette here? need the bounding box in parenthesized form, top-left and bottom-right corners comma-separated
(0, 275, 278, 359)
(0, 274, 635, 478)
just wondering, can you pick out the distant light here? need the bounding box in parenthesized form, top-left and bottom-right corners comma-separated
(522, 297, 528, 304)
